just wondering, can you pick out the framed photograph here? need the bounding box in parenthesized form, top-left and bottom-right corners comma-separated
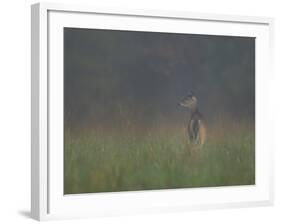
(31, 2, 274, 221)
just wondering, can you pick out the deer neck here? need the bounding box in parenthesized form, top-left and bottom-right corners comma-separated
(190, 106, 199, 115)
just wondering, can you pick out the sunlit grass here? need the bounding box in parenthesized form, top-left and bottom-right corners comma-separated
(64, 120, 255, 194)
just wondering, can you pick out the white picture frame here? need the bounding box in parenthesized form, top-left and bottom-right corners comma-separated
(31, 2, 274, 221)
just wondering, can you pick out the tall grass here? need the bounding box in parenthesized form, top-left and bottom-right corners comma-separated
(64, 119, 255, 194)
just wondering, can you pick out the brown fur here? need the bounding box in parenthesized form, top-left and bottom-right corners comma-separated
(180, 93, 207, 146)
(188, 110, 207, 145)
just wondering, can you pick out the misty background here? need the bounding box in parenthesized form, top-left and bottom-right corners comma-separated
(64, 28, 255, 131)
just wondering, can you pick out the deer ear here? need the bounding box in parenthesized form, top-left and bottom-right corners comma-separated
(191, 96, 197, 101)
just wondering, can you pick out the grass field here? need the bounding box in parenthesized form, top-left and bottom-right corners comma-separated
(64, 119, 255, 194)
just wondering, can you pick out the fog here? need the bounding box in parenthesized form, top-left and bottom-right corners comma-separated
(64, 28, 255, 130)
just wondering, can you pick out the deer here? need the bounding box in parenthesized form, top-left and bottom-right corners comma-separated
(179, 92, 207, 146)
